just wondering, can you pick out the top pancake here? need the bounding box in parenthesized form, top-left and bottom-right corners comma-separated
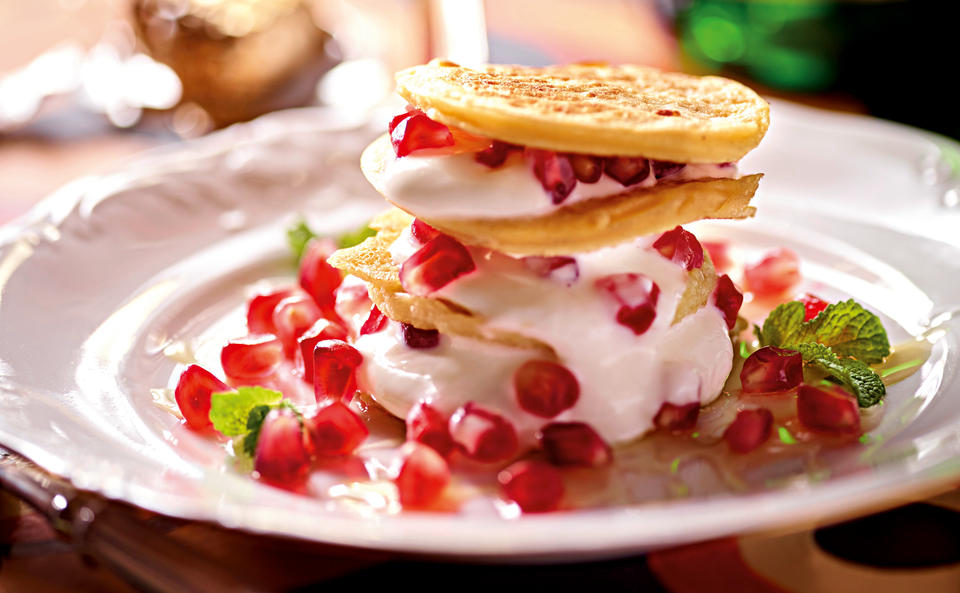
(395, 60, 769, 163)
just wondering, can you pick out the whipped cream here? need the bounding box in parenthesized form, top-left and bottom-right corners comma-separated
(381, 151, 738, 220)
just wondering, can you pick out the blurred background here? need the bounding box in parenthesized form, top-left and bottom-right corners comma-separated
(0, 0, 956, 222)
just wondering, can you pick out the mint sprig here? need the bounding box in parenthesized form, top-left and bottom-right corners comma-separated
(798, 343, 886, 407)
(286, 217, 376, 262)
(210, 386, 283, 436)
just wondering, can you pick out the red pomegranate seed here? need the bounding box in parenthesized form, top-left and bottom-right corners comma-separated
(744, 248, 801, 298)
(526, 149, 577, 204)
(333, 280, 371, 322)
(713, 274, 743, 329)
(498, 460, 564, 513)
(272, 293, 322, 359)
(800, 293, 829, 321)
(312, 339, 363, 402)
(604, 157, 650, 186)
(567, 154, 604, 183)
(254, 407, 311, 487)
(740, 346, 803, 393)
(395, 442, 451, 508)
(513, 359, 580, 419)
(221, 334, 283, 380)
(653, 401, 700, 431)
(474, 141, 516, 168)
(175, 364, 230, 430)
(702, 240, 732, 272)
(399, 234, 476, 296)
(797, 384, 861, 435)
(724, 408, 774, 454)
(406, 401, 455, 458)
(306, 400, 369, 456)
(247, 287, 297, 334)
(390, 110, 454, 157)
(538, 422, 612, 467)
(400, 323, 440, 349)
(521, 255, 579, 286)
(411, 219, 440, 244)
(448, 402, 519, 463)
(359, 305, 388, 335)
(595, 273, 660, 335)
(297, 318, 349, 382)
(652, 226, 704, 271)
(652, 160, 685, 179)
(388, 111, 413, 135)
(299, 238, 343, 309)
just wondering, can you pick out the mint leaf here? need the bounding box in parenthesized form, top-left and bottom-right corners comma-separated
(286, 218, 317, 262)
(240, 405, 272, 457)
(798, 343, 886, 407)
(759, 301, 805, 348)
(210, 386, 283, 436)
(337, 223, 376, 249)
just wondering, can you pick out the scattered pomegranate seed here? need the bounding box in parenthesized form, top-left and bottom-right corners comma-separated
(513, 359, 580, 419)
(390, 110, 454, 157)
(306, 400, 369, 456)
(175, 365, 231, 430)
(521, 255, 579, 286)
(399, 234, 476, 296)
(359, 305, 388, 335)
(297, 318, 349, 382)
(448, 402, 519, 463)
(526, 149, 577, 204)
(221, 334, 283, 380)
(334, 279, 371, 325)
(744, 248, 801, 298)
(724, 408, 774, 454)
(312, 339, 363, 402)
(595, 273, 660, 335)
(702, 240, 732, 272)
(498, 460, 564, 513)
(567, 154, 603, 183)
(474, 141, 516, 168)
(401, 323, 440, 349)
(652, 226, 704, 271)
(800, 293, 829, 321)
(538, 422, 612, 467)
(272, 294, 322, 359)
(604, 157, 650, 186)
(254, 407, 311, 487)
(410, 219, 440, 244)
(395, 442, 451, 508)
(406, 401, 455, 458)
(713, 274, 743, 329)
(652, 160, 685, 179)
(740, 346, 803, 394)
(653, 401, 700, 431)
(247, 288, 297, 334)
(797, 384, 861, 435)
(299, 238, 343, 310)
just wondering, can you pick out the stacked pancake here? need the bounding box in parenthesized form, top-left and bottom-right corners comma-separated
(329, 60, 769, 457)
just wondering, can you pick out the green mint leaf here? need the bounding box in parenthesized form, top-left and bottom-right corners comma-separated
(240, 405, 272, 457)
(759, 301, 806, 348)
(337, 223, 376, 249)
(797, 342, 886, 407)
(210, 386, 283, 436)
(760, 299, 890, 364)
(286, 218, 317, 262)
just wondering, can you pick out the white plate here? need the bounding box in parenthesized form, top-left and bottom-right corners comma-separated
(1, 103, 959, 560)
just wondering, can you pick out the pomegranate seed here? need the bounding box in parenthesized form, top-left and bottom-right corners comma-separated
(254, 407, 311, 487)
(448, 402, 519, 463)
(334, 280, 372, 323)
(652, 160, 685, 179)
(175, 365, 230, 430)
(388, 111, 412, 135)
(797, 384, 861, 435)
(653, 401, 700, 431)
(306, 400, 369, 456)
(410, 219, 440, 244)
(538, 422, 612, 467)
(390, 110, 454, 157)
(221, 334, 283, 380)
(359, 305, 388, 335)
(312, 339, 363, 402)
(399, 234, 476, 296)
(724, 408, 774, 454)
(744, 248, 801, 298)
(299, 238, 343, 309)
(474, 141, 516, 168)
(567, 154, 603, 183)
(498, 460, 564, 513)
(604, 157, 650, 186)
(395, 442, 451, 508)
(702, 240, 732, 272)
(513, 359, 580, 419)
(521, 255, 579, 286)
(740, 346, 803, 393)
(713, 274, 743, 329)
(297, 318, 349, 382)
(401, 323, 440, 349)
(247, 288, 297, 334)
(800, 293, 829, 321)
(652, 226, 704, 271)
(272, 294, 322, 359)
(406, 401, 455, 457)
(526, 149, 576, 204)
(595, 273, 660, 335)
